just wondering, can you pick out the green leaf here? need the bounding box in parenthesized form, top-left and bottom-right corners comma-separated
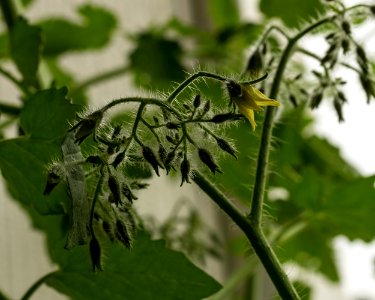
(208, 0, 240, 29)
(0, 87, 80, 214)
(0, 138, 67, 214)
(9, 17, 42, 85)
(129, 33, 185, 91)
(259, 0, 325, 28)
(323, 176, 375, 242)
(45, 233, 221, 300)
(39, 5, 116, 56)
(20, 87, 80, 140)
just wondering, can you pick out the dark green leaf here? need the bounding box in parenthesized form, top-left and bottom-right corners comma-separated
(45, 233, 221, 300)
(0, 138, 67, 214)
(323, 176, 375, 242)
(259, 0, 325, 28)
(208, 0, 240, 29)
(20, 87, 80, 140)
(39, 5, 116, 56)
(129, 33, 185, 91)
(9, 17, 42, 85)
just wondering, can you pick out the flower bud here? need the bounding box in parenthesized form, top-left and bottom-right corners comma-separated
(246, 48, 263, 78)
(211, 113, 242, 123)
(198, 148, 222, 174)
(180, 157, 191, 186)
(86, 155, 103, 166)
(69, 110, 103, 144)
(341, 20, 351, 35)
(356, 45, 368, 73)
(310, 91, 323, 109)
(43, 163, 66, 195)
(166, 122, 180, 130)
(333, 98, 344, 122)
(165, 151, 176, 174)
(108, 174, 122, 206)
(102, 221, 115, 242)
(289, 94, 298, 107)
(142, 146, 163, 176)
(130, 181, 149, 190)
(90, 235, 103, 272)
(111, 125, 121, 139)
(115, 220, 132, 249)
(216, 138, 237, 159)
(201, 100, 211, 116)
(193, 94, 201, 108)
(121, 184, 138, 203)
(112, 150, 126, 168)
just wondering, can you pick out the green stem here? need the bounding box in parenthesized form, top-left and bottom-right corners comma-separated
(166, 71, 268, 104)
(0, 0, 16, 30)
(166, 71, 227, 104)
(192, 171, 299, 299)
(72, 65, 129, 95)
(21, 271, 58, 300)
(249, 16, 335, 225)
(102, 97, 182, 118)
(89, 166, 105, 234)
(0, 102, 21, 115)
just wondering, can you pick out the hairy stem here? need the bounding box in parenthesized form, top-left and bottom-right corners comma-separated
(166, 71, 268, 104)
(192, 171, 299, 299)
(249, 16, 335, 225)
(21, 271, 58, 300)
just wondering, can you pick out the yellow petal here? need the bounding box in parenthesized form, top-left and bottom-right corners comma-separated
(243, 85, 280, 109)
(237, 103, 256, 131)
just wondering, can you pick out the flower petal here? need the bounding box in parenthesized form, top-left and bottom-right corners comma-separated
(237, 103, 257, 130)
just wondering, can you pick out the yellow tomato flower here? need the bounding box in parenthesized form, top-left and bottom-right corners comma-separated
(227, 81, 280, 130)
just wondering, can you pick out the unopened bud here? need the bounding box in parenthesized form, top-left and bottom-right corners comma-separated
(115, 220, 132, 249)
(193, 94, 201, 108)
(216, 138, 237, 159)
(310, 91, 323, 109)
(142, 146, 163, 176)
(333, 99, 344, 122)
(341, 20, 351, 35)
(69, 110, 103, 144)
(102, 221, 115, 242)
(198, 148, 222, 174)
(246, 49, 263, 77)
(166, 122, 180, 130)
(108, 174, 122, 206)
(86, 155, 103, 166)
(211, 113, 242, 123)
(121, 184, 138, 203)
(43, 163, 66, 195)
(112, 150, 126, 168)
(89, 235, 103, 272)
(180, 157, 190, 186)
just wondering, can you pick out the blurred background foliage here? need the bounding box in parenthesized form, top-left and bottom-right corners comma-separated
(0, 0, 374, 299)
